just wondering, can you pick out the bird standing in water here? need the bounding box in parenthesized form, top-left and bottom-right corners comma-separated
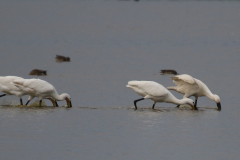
(167, 74, 221, 110)
(127, 80, 195, 110)
(13, 78, 72, 108)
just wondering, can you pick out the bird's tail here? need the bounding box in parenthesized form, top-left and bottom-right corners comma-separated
(126, 81, 139, 88)
(126, 84, 135, 89)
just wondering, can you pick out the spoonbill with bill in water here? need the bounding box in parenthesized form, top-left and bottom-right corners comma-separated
(126, 80, 196, 110)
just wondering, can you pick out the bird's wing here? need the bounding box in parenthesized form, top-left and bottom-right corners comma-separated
(172, 74, 196, 85)
(12, 79, 36, 93)
(13, 79, 55, 96)
(170, 74, 200, 96)
(128, 81, 168, 97)
(0, 76, 23, 94)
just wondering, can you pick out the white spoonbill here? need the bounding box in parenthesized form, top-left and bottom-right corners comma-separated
(126, 81, 195, 110)
(13, 78, 72, 108)
(167, 74, 221, 110)
(0, 76, 27, 105)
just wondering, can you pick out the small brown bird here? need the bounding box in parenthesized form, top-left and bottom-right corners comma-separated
(29, 69, 47, 76)
(55, 55, 70, 62)
(160, 70, 178, 75)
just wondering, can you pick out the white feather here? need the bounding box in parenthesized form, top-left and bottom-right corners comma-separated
(0, 76, 28, 104)
(127, 80, 195, 109)
(167, 74, 221, 110)
(13, 78, 72, 107)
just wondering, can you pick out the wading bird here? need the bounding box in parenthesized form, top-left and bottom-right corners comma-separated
(13, 78, 72, 108)
(0, 76, 27, 105)
(126, 81, 195, 110)
(167, 74, 221, 110)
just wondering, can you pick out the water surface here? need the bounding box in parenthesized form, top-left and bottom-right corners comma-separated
(0, 1, 240, 160)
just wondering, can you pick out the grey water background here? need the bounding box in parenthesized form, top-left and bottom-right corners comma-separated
(0, 0, 240, 159)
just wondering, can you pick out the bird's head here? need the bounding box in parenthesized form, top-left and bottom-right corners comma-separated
(184, 98, 197, 110)
(213, 94, 220, 103)
(213, 94, 221, 110)
(61, 93, 72, 108)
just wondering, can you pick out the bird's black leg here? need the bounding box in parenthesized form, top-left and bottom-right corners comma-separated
(176, 105, 180, 108)
(25, 100, 30, 105)
(20, 98, 23, 105)
(194, 99, 197, 107)
(194, 99, 198, 110)
(55, 100, 58, 107)
(134, 98, 144, 110)
(0, 94, 6, 98)
(39, 100, 42, 107)
(152, 103, 156, 109)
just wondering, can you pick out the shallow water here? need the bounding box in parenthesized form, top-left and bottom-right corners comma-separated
(0, 0, 240, 160)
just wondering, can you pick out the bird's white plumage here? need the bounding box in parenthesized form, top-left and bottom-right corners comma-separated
(13, 78, 72, 107)
(127, 80, 195, 109)
(0, 76, 32, 105)
(127, 81, 168, 98)
(0, 76, 23, 95)
(167, 74, 221, 110)
(13, 78, 55, 98)
(169, 75, 200, 97)
(172, 74, 196, 85)
(0, 76, 28, 101)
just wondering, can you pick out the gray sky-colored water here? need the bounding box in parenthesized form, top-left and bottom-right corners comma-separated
(0, 1, 240, 160)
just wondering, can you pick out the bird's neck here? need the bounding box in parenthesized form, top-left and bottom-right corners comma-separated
(202, 86, 215, 101)
(205, 92, 215, 101)
(198, 79, 215, 101)
(52, 93, 65, 101)
(166, 93, 187, 105)
(174, 98, 188, 105)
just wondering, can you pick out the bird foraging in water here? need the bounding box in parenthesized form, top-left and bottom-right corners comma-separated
(13, 78, 72, 108)
(160, 69, 178, 75)
(55, 55, 70, 62)
(126, 81, 195, 110)
(167, 74, 221, 110)
(29, 69, 47, 76)
(0, 76, 28, 105)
